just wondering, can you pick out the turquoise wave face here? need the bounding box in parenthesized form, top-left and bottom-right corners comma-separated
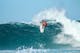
(0, 22, 70, 50)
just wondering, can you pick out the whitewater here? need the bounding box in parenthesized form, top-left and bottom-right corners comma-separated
(33, 8, 80, 47)
(0, 8, 80, 53)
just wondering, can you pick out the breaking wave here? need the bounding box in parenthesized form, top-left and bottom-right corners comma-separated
(0, 8, 80, 53)
(33, 8, 80, 47)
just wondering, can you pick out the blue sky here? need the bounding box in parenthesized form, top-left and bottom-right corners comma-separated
(0, 0, 80, 23)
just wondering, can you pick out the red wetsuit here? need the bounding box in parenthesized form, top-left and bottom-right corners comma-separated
(42, 20, 47, 27)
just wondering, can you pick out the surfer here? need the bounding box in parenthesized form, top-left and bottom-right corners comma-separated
(40, 20, 47, 33)
(41, 20, 47, 28)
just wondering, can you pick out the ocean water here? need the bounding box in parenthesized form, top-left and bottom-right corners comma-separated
(0, 8, 80, 53)
(0, 22, 63, 49)
(0, 22, 80, 53)
(0, 49, 80, 53)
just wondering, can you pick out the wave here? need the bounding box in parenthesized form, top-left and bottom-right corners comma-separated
(0, 22, 63, 50)
(32, 8, 80, 47)
(0, 8, 80, 50)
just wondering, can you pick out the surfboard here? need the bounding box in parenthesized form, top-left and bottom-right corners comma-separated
(40, 24, 44, 33)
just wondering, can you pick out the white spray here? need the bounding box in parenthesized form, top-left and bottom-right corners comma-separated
(33, 8, 80, 47)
